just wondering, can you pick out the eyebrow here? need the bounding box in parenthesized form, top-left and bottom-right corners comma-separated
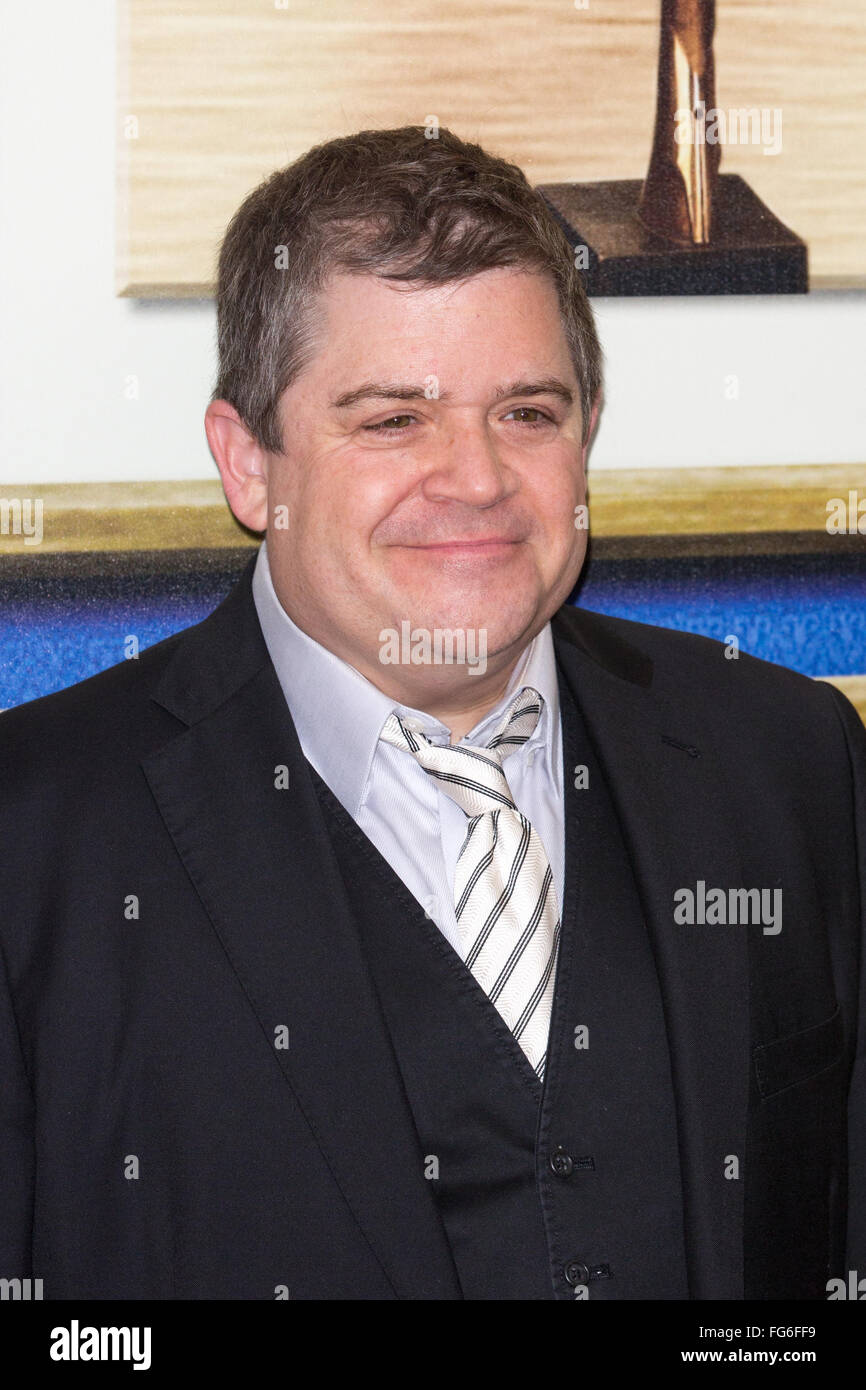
(330, 376, 576, 411)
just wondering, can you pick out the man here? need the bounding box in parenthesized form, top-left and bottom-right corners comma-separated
(1, 126, 864, 1301)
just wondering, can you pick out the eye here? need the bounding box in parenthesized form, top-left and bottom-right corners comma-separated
(505, 406, 555, 427)
(363, 414, 416, 435)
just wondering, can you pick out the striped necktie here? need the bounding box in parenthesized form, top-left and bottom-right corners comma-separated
(379, 686, 561, 1080)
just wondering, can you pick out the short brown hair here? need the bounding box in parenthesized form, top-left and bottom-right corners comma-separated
(212, 125, 602, 451)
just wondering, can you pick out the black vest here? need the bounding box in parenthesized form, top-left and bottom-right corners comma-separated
(307, 660, 689, 1299)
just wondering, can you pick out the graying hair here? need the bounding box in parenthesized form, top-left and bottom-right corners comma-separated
(212, 125, 603, 451)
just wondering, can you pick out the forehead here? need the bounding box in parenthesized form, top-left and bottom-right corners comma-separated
(307, 266, 570, 376)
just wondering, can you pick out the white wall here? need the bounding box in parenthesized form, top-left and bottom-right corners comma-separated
(1, 0, 863, 486)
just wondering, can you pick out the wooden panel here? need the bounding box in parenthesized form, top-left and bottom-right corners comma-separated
(716, 1, 866, 289)
(117, 0, 866, 296)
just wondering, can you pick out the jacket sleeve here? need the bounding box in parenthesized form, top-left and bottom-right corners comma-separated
(0, 933, 35, 1278)
(827, 685, 866, 1274)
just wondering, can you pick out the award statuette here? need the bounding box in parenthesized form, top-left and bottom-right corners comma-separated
(536, 0, 808, 295)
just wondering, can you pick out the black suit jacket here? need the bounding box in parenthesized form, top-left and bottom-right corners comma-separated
(1, 555, 864, 1299)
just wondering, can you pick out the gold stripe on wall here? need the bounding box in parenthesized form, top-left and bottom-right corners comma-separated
(588, 463, 866, 538)
(817, 676, 866, 725)
(0, 464, 862, 555)
(0, 481, 255, 554)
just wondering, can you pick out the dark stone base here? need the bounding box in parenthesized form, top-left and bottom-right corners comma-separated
(535, 175, 808, 296)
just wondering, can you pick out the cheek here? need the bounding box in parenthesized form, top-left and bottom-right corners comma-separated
(344, 458, 422, 538)
(525, 466, 583, 540)
(302, 459, 410, 564)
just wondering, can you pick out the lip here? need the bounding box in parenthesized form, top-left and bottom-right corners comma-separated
(406, 538, 521, 551)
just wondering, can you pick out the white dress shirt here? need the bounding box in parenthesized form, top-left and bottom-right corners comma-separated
(252, 540, 565, 957)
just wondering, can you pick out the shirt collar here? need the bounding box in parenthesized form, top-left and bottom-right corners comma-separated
(252, 539, 560, 817)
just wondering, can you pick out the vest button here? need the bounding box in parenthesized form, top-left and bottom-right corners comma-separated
(549, 1146, 574, 1177)
(564, 1261, 590, 1287)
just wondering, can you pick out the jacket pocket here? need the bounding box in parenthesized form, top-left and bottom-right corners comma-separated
(753, 1005, 845, 1100)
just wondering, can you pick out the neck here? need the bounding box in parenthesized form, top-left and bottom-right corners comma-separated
(416, 669, 522, 744)
(358, 643, 533, 743)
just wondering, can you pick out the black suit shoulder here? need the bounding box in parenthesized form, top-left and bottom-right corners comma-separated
(0, 625, 188, 787)
(561, 601, 860, 754)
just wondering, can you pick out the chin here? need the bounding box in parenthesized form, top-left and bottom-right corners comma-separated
(427, 607, 535, 656)
(378, 568, 547, 641)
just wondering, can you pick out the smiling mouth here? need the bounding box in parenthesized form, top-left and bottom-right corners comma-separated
(406, 538, 521, 550)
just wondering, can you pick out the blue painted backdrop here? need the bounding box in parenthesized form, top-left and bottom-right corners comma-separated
(1, 548, 863, 710)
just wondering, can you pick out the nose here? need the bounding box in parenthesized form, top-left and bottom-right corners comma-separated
(420, 419, 516, 508)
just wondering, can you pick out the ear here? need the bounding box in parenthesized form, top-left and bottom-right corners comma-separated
(204, 399, 270, 533)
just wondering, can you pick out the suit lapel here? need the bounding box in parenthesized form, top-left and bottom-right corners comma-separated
(552, 604, 750, 1298)
(141, 559, 462, 1300)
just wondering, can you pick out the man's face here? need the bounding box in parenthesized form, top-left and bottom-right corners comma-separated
(264, 265, 593, 684)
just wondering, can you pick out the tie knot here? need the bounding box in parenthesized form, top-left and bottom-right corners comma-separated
(379, 686, 543, 819)
(485, 686, 543, 757)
